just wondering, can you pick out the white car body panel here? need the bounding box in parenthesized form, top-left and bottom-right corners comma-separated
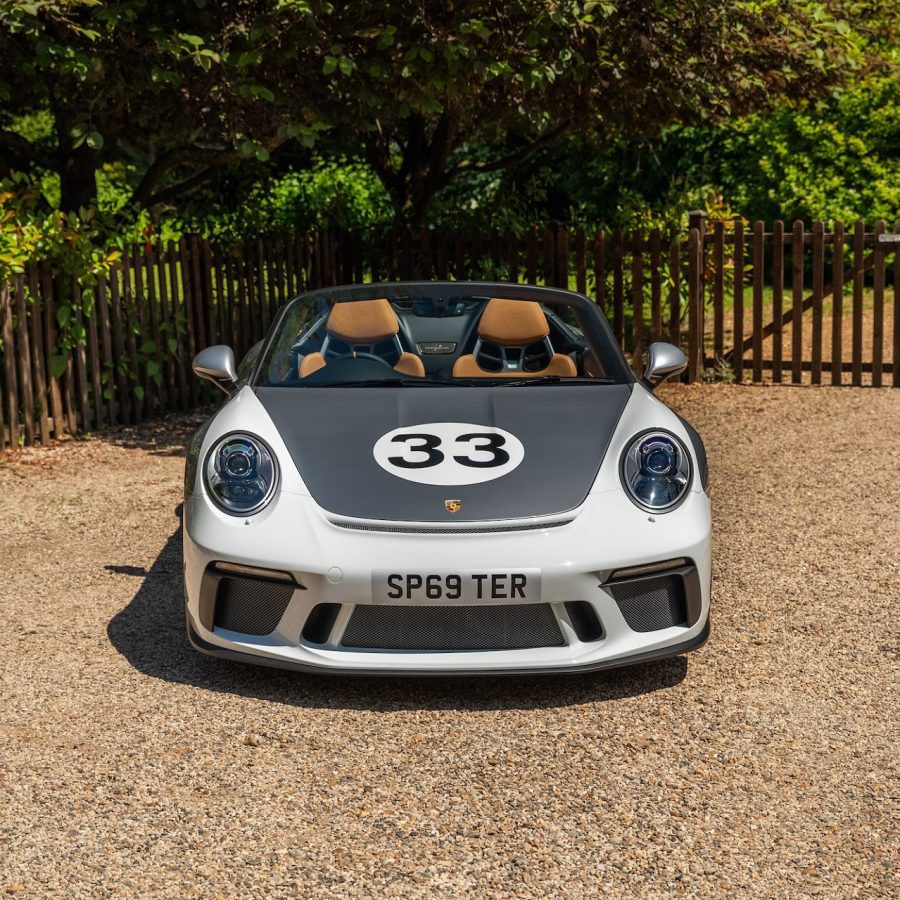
(183, 382, 711, 675)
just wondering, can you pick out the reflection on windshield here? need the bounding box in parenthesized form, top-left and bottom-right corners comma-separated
(256, 290, 627, 387)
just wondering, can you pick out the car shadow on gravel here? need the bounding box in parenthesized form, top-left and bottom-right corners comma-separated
(107, 519, 688, 711)
(104, 410, 214, 457)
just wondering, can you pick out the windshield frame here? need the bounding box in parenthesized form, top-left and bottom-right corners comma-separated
(250, 281, 635, 388)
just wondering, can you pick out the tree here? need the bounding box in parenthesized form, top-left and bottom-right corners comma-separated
(310, 0, 867, 225)
(0, 0, 872, 225)
(0, 0, 324, 213)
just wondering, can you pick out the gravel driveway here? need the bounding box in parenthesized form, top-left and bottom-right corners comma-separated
(1, 384, 897, 898)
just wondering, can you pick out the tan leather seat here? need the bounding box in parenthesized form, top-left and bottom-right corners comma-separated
(452, 299, 577, 378)
(299, 299, 425, 378)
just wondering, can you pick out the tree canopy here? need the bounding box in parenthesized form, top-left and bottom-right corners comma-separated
(0, 0, 888, 228)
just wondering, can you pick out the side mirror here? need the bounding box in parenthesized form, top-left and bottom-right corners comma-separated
(642, 342, 687, 391)
(193, 345, 238, 396)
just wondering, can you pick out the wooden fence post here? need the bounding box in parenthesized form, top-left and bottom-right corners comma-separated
(631, 228, 644, 373)
(1, 281, 19, 448)
(894, 220, 900, 388)
(733, 220, 745, 383)
(872, 220, 885, 387)
(712, 220, 725, 362)
(752, 221, 765, 383)
(791, 221, 805, 384)
(13, 274, 35, 444)
(831, 221, 844, 386)
(811, 221, 825, 384)
(612, 230, 624, 347)
(772, 221, 785, 383)
(687, 210, 707, 381)
(851, 221, 864, 386)
(27, 265, 51, 444)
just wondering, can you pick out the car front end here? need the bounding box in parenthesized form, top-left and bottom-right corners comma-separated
(183, 361, 711, 676)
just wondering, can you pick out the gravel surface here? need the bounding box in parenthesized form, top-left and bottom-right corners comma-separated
(1, 385, 898, 898)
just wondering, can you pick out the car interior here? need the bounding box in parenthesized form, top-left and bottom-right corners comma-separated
(259, 294, 614, 386)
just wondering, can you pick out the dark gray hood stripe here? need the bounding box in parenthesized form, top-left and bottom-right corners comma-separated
(256, 385, 632, 522)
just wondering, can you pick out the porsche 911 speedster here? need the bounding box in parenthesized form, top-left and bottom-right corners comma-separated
(184, 282, 710, 675)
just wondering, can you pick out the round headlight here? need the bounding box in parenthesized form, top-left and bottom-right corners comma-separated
(204, 433, 278, 515)
(621, 430, 691, 512)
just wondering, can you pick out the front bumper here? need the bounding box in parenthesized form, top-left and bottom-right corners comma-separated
(183, 488, 711, 675)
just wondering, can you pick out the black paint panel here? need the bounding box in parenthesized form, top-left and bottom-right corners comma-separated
(256, 385, 632, 522)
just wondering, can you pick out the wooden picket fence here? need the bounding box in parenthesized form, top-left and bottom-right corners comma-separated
(0, 217, 898, 449)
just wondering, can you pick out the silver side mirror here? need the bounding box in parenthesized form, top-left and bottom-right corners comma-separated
(642, 342, 687, 391)
(193, 345, 238, 396)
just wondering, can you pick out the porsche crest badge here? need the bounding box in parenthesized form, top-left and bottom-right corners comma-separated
(444, 499, 462, 513)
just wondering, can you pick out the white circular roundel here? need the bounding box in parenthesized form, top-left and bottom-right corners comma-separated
(373, 422, 525, 485)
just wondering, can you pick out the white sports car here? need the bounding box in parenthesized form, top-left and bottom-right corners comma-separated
(184, 282, 710, 675)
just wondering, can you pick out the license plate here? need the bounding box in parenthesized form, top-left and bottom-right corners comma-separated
(372, 569, 541, 605)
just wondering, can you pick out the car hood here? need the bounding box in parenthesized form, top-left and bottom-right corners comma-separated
(255, 384, 632, 522)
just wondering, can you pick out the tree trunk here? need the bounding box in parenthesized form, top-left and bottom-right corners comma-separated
(373, 112, 457, 230)
(390, 170, 440, 230)
(58, 143, 99, 212)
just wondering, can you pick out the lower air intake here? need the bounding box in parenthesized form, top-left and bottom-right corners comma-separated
(341, 603, 565, 651)
(608, 574, 688, 632)
(213, 576, 294, 635)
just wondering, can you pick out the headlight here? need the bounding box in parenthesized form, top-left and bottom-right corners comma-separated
(204, 433, 278, 515)
(621, 430, 691, 512)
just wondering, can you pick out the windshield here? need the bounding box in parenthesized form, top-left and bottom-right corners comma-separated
(254, 283, 632, 387)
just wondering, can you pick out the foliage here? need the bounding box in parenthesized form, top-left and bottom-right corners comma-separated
(671, 74, 900, 224)
(177, 158, 393, 240)
(0, 177, 120, 282)
(0, 0, 324, 211)
(0, 0, 872, 226)
(312, 0, 866, 224)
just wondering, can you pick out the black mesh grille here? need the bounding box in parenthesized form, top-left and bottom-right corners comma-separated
(341, 603, 565, 651)
(609, 574, 688, 632)
(213, 576, 294, 635)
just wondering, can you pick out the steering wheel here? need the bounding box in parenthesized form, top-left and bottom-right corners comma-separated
(327, 350, 396, 370)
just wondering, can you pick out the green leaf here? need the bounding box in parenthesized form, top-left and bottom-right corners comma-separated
(146, 360, 160, 377)
(323, 56, 338, 75)
(86, 131, 103, 150)
(50, 355, 67, 379)
(139, 339, 156, 354)
(133, 385, 145, 400)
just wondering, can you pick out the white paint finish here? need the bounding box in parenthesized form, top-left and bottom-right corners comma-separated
(184, 379, 712, 673)
(184, 485, 711, 673)
(372, 422, 525, 485)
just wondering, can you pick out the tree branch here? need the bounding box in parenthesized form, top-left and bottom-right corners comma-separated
(127, 137, 288, 209)
(144, 166, 219, 207)
(0, 129, 57, 170)
(443, 119, 572, 184)
(128, 146, 239, 208)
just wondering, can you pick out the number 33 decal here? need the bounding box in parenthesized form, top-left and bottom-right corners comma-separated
(373, 423, 525, 485)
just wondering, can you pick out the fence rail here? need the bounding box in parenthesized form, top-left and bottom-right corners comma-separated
(1, 217, 898, 449)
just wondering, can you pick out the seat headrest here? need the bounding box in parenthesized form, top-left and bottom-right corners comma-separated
(477, 299, 550, 346)
(327, 299, 399, 343)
